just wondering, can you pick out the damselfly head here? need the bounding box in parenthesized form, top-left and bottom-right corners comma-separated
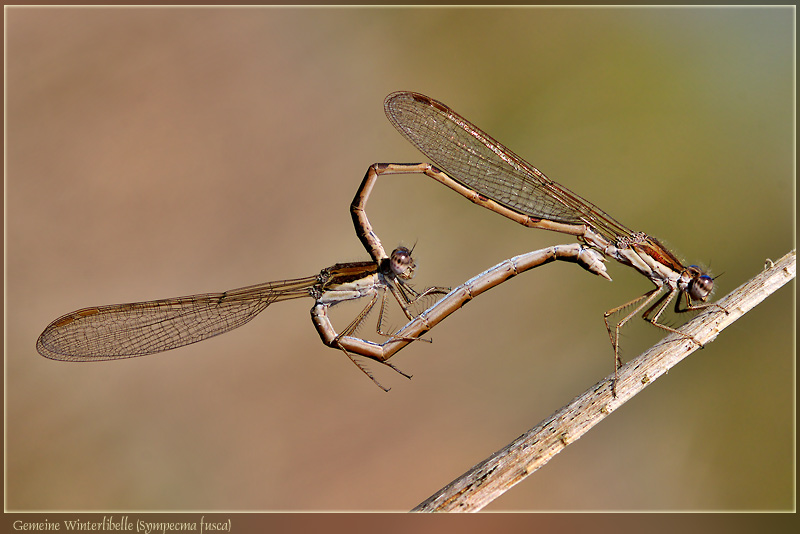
(389, 247, 416, 280)
(684, 265, 714, 301)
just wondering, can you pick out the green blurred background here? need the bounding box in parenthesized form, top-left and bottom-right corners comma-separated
(6, 7, 794, 511)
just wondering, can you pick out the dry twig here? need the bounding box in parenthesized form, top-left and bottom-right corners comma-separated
(412, 250, 796, 512)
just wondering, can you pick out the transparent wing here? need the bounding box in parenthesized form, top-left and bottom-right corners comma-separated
(384, 91, 632, 239)
(36, 275, 319, 361)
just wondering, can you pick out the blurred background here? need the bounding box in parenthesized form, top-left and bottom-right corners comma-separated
(6, 7, 794, 511)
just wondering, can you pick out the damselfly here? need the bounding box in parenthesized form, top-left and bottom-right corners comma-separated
(355, 91, 716, 388)
(36, 246, 443, 389)
(37, 152, 610, 390)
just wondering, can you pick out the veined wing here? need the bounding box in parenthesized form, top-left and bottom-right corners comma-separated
(384, 91, 632, 240)
(36, 275, 319, 361)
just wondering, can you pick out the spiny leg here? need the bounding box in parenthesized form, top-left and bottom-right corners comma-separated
(373, 288, 433, 345)
(335, 340, 392, 392)
(674, 291, 728, 316)
(414, 284, 452, 302)
(334, 292, 415, 386)
(337, 292, 380, 339)
(604, 285, 664, 395)
(389, 279, 450, 321)
(378, 280, 451, 346)
(642, 289, 706, 347)
(604, 286, 663, 368)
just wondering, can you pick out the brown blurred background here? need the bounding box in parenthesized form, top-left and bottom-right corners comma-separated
(6, 7, 794, 511)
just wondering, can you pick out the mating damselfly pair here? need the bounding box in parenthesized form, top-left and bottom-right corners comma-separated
(37, 91, 716, 392)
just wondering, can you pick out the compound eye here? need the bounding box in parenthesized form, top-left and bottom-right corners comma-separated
(689, 274, 714, 301)
(390, 247, 416, 279)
